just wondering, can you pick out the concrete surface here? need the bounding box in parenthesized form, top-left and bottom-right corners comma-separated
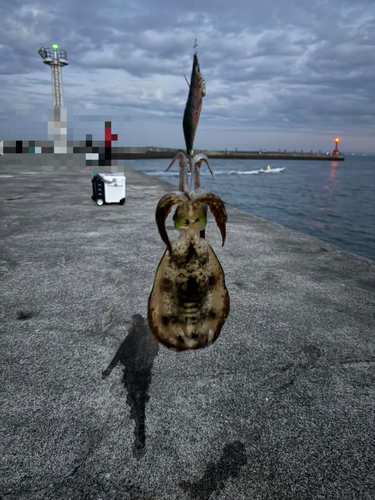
(1, 154, 374, 500)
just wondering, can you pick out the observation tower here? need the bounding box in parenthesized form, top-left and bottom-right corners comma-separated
(38, 44, 69, 153)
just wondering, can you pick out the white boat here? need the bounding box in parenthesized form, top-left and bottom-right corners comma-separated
(258, 165, 285, 174)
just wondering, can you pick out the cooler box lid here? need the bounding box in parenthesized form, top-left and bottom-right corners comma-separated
(98, 173, 126, 186)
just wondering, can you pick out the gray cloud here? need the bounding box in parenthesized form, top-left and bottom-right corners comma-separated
(1, 0, 374, 151)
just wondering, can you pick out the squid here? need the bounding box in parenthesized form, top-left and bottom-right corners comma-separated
(147, 45, 230, 351)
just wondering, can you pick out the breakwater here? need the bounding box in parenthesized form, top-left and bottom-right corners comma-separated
(0, 140, 344, 161)
(114, 147, 345, 161)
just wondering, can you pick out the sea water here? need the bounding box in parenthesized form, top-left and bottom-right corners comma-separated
(121, 155, 375, 261)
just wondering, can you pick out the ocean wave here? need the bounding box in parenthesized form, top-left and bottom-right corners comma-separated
(149, 171, 179, 176)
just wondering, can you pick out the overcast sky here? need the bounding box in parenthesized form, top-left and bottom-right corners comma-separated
(1, 0, 374, 152)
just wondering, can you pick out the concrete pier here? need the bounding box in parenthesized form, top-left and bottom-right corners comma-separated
(1, 154, 373, 499)
(0, 141, 345, 161)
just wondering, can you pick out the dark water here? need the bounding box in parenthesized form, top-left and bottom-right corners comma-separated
(122, 155, 375, 261)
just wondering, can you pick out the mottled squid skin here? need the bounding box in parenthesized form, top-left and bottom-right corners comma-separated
(148, 191, 230, 351)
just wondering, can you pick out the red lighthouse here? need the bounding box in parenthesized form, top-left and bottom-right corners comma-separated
(333, 137, 340, 156)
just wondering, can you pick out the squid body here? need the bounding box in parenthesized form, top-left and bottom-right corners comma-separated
(148, 153, 230, 351)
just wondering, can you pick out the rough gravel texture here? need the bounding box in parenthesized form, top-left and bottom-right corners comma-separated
(1, 154, 374, 500)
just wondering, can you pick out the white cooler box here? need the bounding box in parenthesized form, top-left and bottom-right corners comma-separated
(92, 173, 126, 205)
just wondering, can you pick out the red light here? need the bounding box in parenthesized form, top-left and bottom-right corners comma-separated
(335, 137, 340, 142)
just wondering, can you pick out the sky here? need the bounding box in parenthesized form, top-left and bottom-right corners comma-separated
(1, 0, 375, 153)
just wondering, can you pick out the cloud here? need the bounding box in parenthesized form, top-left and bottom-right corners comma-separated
(0, 0, 374, 151)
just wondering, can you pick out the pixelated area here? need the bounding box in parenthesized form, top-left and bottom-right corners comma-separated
(2, 40, 132, 172)
(1, 106, 132, 173)
(2, 42, 132, 168)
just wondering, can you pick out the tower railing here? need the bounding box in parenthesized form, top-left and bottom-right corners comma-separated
(38, 47, 68, 65)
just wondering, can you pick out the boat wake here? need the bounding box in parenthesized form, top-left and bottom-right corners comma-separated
(228, 170, 260, 175)
(146, 169, 262, 177)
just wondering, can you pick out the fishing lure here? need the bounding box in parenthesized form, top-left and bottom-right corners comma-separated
(148, 46, 230, 351)
(183, 52, 206, 157)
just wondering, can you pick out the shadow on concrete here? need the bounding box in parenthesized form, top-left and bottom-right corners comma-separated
(179, 441, 248, 499)
(16, 310, 34, 320)
(102, 314, 159, 459)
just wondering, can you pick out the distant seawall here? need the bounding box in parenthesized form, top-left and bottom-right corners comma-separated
(118, 148, 345, 161)
(0, 141, 344, 161)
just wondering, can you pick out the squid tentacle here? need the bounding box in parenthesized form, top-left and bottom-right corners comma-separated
(193, 192, 227, 246)
(155, 192, 190, 254)
(191, 153, 214, 191)
(166, 151, 190, 192)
